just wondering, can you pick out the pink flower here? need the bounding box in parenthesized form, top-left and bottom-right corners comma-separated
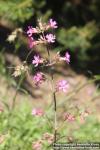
(28, 37, 37, 48)
(64, 113, 75, 122)
(32, 55, 43, 67)
(46, 34, 56, 43)
(32, 140, 42, 150)
(27, 26, 38, 37)
(49, 19, 58, 29)
(56, 80, 69, 92)
(32, 108, 44, 116)
(33, 72, 45, 86)
(65, 52, 70, 64)
(59, 52, 70, 64)
(43, 132, 54, 144)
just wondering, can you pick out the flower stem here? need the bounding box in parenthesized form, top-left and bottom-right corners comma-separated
(46, 45, 57, 143)
(53, 90, 57, 143)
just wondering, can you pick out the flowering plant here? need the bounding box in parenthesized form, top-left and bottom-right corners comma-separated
(12, 18, 90, 150)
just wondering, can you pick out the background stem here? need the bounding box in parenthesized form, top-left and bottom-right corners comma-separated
(12, 74, 25, 110)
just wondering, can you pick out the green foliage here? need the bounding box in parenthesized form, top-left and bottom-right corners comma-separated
(0, 102, 100, 150)
(94, 75, 100, 81)
(73, 117, 100, 142)
(57, 22, 98, 60)
(0, 0, 46, 24)
(0, 50, 6, 75)
(0, 0, 32, 23)
(0, 102, 52, 150)
(0, 0, 100, 67)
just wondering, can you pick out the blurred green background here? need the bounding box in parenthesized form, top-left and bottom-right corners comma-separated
(0, 0, 100, 73)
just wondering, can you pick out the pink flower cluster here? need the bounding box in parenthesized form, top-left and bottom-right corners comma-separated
(27, 26, 38, 37)
(63, 113, 75, 122)
(33, 72, 45, 86)
(32, 108, 44, 117)
(27, 19, 57, 48)
(32, 132, 54, 150)
(63, 109, 90, 124)
(49, 19, 58, 29)
(43, 132, 54, 144)
(28, 20, 71, 91)
(46, 34, 56, 43)
(56, 80, 69, 92)
(32, 140, 42, 150)
(32, 55, 43, 67)
(28, 37, 37, 48)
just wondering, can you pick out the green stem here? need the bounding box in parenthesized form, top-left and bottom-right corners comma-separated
(46, 45, 57, 143)
(53, 90, 57, 143)
(25, 49, 33, 61)
(11, 48, 33, 111)
(12, 74, 25, 110)
(44, 114, 53, 129)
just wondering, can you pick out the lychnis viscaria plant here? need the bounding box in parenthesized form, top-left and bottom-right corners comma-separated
(12, 18, 90, 150)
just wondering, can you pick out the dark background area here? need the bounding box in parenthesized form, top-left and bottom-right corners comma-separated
(0, 0, 100, 75)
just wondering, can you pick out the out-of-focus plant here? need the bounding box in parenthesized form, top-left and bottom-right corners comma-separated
(0, 0, 46, 25)
(0, 101, 100, 150)
(0, 50, 6, 75)
(57, 21, 98, 60)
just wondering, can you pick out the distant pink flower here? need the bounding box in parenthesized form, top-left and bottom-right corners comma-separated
(28, 37, 37, 48)
(49, 19, 58, 29)
(87, 88, 94, 96)
(64, 113, 75, 122)
(0, 106, 3, 112)
(32, 55, 43, 67)
(46, 34, 56, 43)
(56, 80, 69, 92)
(59, 52, 70, 64)
(43, 132, 54, 144)
(33, 72, 45, 86)
(27, 26, 38, 37)
(32, 108, 44, 116)
(32, 140, 42, 150)
(65, 52, 70, 64)
(80, 110, 90, 124)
